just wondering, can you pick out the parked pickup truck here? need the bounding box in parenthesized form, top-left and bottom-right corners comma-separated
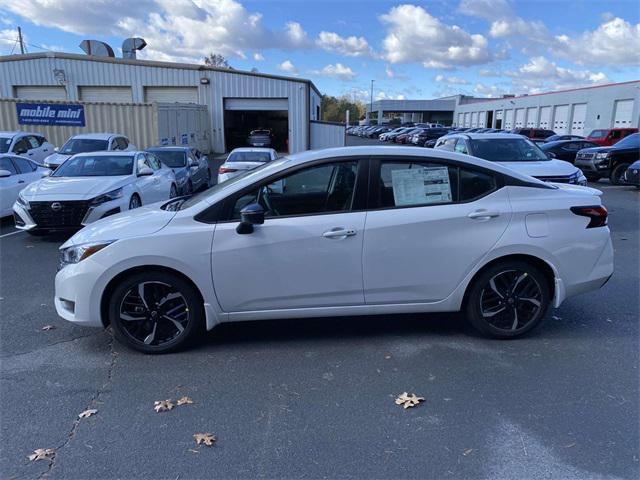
(575, 133, 640, 184)
(585, 127, 638, 146)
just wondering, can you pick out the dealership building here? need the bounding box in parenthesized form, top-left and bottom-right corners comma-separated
(0, 51, 327, 153)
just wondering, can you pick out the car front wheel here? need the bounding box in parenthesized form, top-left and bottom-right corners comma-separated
(465, 260, 550, 339)
(610, 163, 630, 186)
(108, 271, 203, 353)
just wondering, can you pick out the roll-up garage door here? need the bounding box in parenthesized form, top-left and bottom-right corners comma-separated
(471, 112, 478, 127)
(539, 106, 551, 129)
(14, 86, 67, 100)
(570, 104, 587, 136)
(526, 107, 538, 128)
(144, 87, 198, 103)
(613, 99, 634, 127)
(457, 113, 464, 126)
(79, 86, 133, 102)
(224, 98, 289, 111)
(504, 110, 514, 130)
(553, 105, 569, 134)
(515, 108, 525, 128)
(464, 112, 470, 127)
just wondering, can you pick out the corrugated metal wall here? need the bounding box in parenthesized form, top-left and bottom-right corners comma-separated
(310, 121, 345, 150)
(0, 55, 312, 153)
(0, 98, 157, 149)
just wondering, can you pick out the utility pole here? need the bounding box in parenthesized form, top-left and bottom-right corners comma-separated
(17, 27, 25, 54)
(369, 79, 375, 125)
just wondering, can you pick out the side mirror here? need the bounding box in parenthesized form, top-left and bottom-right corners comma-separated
(0, 169, 12, 178)
(138, 166, 153, 176)
(54, 147, 59, 152)
(42, 169, 52, 177)
(546, 152, 556, 159)
(236, 203, 264, 234)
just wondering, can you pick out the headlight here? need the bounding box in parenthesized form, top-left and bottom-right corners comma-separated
(567, 170, 582, 184)
(90, 187, 123, 206)
(17, 191, 30, 209)
(595, 152, 609, 160)
(58, 241, 115, 270)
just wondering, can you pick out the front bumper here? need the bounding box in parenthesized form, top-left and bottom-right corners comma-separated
(575, 157, 609, 175)
(55, 257, 106, 327)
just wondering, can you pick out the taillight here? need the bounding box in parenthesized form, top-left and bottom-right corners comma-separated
(570, 205, 608, 228)
(218, 166, 237, 174)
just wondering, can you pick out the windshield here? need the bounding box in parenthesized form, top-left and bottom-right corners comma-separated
(613, 133, 639, 149)
(147, 150, 186, 167)
(53, 155, 134, 177)
(588, 130, 607, 139)
(60, 138, 109, 155)
(0, 137, 10, 153)
(471, 138, 549, 162)
(227, 151, 272, 163)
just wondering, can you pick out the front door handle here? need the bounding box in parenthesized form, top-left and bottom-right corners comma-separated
(322, 228, 357, 239)
(468, 209, 500, 220)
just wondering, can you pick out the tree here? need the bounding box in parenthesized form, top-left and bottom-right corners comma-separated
(321, 94, 365, 124)
(203, 53, 231, 69)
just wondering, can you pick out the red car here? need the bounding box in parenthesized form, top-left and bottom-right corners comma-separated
(585, 128, 638, 146)
(394, 128, 420, 143)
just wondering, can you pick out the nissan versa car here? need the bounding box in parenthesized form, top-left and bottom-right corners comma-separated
(54, 146, 613, 354)
(145, 146, 210, 195)
(43, 133, 136, 170)
(435, 133, 587, 185)
(218, 148, 278, 183)
(14, 151, 177, 235)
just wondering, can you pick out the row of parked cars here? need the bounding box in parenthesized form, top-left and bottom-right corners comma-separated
(349, 124, 640, 187)
(1, 130, 212, 234)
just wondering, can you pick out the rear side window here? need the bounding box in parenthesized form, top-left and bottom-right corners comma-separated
(117, 137, 129, 149)
(459, 169, 496, 201)
(454, 139, 468, 154)
(13, 156, 37, 173)
(0, 157, 18, 174)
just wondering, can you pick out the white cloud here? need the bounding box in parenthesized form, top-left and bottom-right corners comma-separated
(308, 63, 356, 81)
(253, 52, 264, 61)
(435, 74, 470, 85)
(380, 4, 491, 68)
(553, 17, 640, 66)
(278, 59, 298, 74)
(316, 31, 374, 57)
(472, 83, 509, 98)
(385, 64, 395, 78)
(508, 56, 610, 86)
(284, 21, 310, 48)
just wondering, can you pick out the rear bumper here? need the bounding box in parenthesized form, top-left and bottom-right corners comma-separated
(560, 236, 614, 303)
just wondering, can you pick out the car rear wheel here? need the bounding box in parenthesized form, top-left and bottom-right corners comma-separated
(169, 184, 178, 198)
(108, 271, 203, 353)
(465, 260, 550, 339)
(610, 163, 630, 185)
(129, 194, 141, 210)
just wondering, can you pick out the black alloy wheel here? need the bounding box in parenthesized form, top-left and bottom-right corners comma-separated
(109, 272, 203, 353)
(466, 261, 550, 338)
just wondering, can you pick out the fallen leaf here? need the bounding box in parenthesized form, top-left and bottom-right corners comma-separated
(78, 409, 98, 419)
(26, 245, 34, 248)
(563, 443, 576, 448)
(384, 354, 392, 359)
(154, 400, 174, 412)
(395, 392, 425, 409)
(193, 433, 216, 446)
(463, 448, 474, 456)
(41, 325, 56, 331)
(188, 449, 200, 454)
(177, 396, 194, 406)
(28, 448, 55, 461)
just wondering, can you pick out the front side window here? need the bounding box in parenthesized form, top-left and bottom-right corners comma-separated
(145, 153, 162, 170)
(0, 157, 18, 174)
(26, 136, 40, 149)
(53, 155, 134, 177)
(230, 161, 358, 219)
(613, 133, 639, 149)
(147, 150, 185, 168)
(60, 138, 109, 154)
(0, 137, 11, 153)
(12, 138, 30, 154)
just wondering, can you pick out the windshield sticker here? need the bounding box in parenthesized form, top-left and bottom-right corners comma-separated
(391, 167, 452, 206)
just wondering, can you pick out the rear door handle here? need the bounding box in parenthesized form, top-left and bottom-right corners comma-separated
(322, 228, 357, 239)
(468, 210, 500, 220)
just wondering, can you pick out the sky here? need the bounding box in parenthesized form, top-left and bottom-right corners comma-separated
(0, 0, 639, 102)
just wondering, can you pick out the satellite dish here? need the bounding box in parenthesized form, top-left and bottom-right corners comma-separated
(122, 38, 147, 59)
(79, 40, 115, 57)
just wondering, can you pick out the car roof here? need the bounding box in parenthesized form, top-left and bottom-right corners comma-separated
(146, 146, 189, 151)
(69, 133, 122, 140)
(229, 147, 276, 153)
(72, 150, 139, 157)
(447, 132, 532, 140)
(0, 131, 41, 137)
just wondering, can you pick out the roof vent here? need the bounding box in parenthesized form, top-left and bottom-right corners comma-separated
(122, 37, 147, 59)
(79, 40, 115, 57)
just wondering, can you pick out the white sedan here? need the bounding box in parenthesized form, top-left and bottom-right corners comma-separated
(54, 146, 613, 353)
(0, 155, 51, 217)
(13, 151, 177, 235)
(217, 147, 278, 183)
(0, 131, 56, 164)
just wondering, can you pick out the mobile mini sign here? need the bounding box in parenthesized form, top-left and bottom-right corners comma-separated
(16, 103, 86, 127)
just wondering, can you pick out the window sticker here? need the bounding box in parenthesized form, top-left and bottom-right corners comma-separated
(391, 166, 452, 206)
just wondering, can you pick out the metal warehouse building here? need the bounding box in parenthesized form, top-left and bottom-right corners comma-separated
(453, 81, 640, 135)
(0, 52, 325, 153)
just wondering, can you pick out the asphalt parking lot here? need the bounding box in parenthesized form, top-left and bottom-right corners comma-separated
(1, 145, 638, 479)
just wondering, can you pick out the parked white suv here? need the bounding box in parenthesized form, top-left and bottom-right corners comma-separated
(44, 133, 136, 169)
(435, 133, 587, 185)
(0, 131, 55, 164)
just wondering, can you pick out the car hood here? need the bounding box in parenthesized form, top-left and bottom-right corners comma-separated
(498, 159, 578, 177)
(62, 202, 177, 247)
(21, 175, 131, 199)
(44, 152, 72, 166)
(579, 146, 614, 154)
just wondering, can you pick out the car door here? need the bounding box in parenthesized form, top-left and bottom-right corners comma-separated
(0, 157, 24, 216)
(362, 157, 512, 304)
(12, 156, 44, 186)
(133, 154, 158, 204)
(211, 159, 366, 312)
(146, 153, 173, 200)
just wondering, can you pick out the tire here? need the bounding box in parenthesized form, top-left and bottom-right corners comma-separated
(465, 260, 551, 339)
(129, 194, 141, 210)
(169, 184, 178, 198)
(584, 173, 600, 182)
(108, 271, 204, 354)
(185, 181, 193, 195)
(609, 163, 630, 186)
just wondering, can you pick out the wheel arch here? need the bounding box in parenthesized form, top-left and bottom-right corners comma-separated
(100, 265, 205, 328)
(461, 253, 556, 310)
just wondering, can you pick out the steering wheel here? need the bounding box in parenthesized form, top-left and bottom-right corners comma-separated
(261, 186, 280, 216)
